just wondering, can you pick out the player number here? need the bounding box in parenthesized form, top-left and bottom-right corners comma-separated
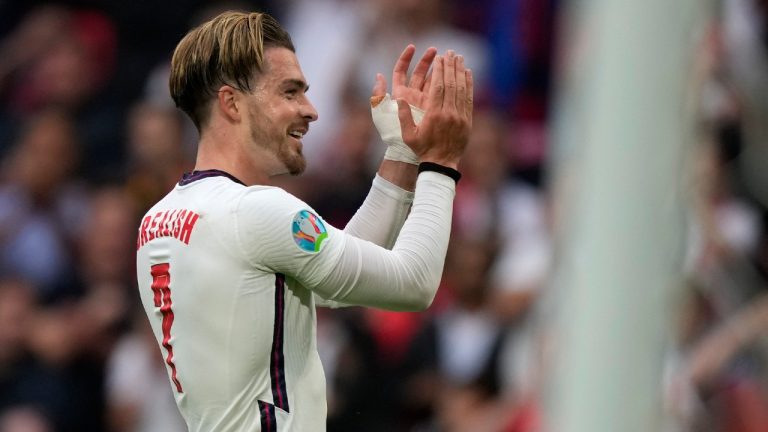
(150, 263, 183, 393)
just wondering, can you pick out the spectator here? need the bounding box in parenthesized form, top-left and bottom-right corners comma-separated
(0, 5, 122, 181)
(123, 103, 191, 214)
(106, 312, 186, 432)
(401, 235, 507, 431)
(0, 109, 87, 300)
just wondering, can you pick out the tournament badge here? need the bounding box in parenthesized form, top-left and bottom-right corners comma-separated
(292, 210, 328, 253)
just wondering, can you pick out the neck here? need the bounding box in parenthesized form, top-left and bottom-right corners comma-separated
(195, 127, 272, 186)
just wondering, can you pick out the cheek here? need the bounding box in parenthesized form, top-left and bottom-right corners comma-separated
(257, 107, 285, 131)
(248, 111, 270, 136)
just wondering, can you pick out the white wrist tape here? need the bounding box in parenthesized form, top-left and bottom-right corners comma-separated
(371, 93, 424, 165)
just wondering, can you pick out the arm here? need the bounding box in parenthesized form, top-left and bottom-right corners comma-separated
(243, 51, 472, 310)
(326, 51, 470, 309)
(318, 172, 454, 310)
(686, 295, 768, 386)
(313, 47, 435, 309)
(344, 45, 437, 248)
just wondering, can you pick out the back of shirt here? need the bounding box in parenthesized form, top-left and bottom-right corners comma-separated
(135, 174, 329, 431)
(136, 169, 457, 431)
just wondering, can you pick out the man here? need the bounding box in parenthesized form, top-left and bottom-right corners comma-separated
(136, 11, 472, 432)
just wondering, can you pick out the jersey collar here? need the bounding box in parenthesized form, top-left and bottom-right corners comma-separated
(179, 169, 246, 186)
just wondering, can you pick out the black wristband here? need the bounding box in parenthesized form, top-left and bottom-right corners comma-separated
(418, 162, 461, 183)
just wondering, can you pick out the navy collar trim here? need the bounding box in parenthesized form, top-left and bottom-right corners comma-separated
(179, 169, 246, 186)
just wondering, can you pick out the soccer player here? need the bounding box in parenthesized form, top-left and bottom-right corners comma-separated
(135, 11, 472, 432)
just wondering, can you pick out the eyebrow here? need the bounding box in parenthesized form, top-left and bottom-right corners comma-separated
(283, 79, 309, 92)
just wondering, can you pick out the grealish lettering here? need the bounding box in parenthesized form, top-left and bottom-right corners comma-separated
(137, 209, 201, 250)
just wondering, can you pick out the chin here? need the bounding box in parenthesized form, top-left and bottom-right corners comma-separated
(278, 145, 306, 176)
(284, 155, 306, 176)
(288, 162, 306, 176)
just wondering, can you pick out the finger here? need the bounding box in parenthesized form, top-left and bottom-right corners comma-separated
(466, 69, 474, 125)
(426, 55, 444, 111)
(408, 46, 437, 90)
(392, 44, 416, 89)
(443, 50, 457, 111)
(422, 72, 432, 101)
(370, 73, 387, 107)
(455, 55, 467, 116)
(372, 73, 387, 97)
(396, 98, 417, 144)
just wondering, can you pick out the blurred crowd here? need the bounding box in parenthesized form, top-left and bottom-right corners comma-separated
(0, 0, 766, 431)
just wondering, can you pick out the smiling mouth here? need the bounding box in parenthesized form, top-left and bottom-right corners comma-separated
(288, 130, 305, 139)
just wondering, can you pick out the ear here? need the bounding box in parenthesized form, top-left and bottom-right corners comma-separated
(217, 85, 241, 123)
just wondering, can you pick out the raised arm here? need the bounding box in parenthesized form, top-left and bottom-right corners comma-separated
(318, 51, 472, 309)
(245, 51, 473, 311)
(344, 45, 437, 248)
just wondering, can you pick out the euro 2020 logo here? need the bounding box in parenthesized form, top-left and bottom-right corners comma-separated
(292, 210, 328, 253)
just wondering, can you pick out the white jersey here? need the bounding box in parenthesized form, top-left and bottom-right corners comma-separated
(136, 169, 455, 431)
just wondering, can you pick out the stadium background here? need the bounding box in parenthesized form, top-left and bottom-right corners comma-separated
(0, 0, 767, 431)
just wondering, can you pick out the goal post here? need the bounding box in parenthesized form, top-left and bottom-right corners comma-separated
(544, 1, 715, 431)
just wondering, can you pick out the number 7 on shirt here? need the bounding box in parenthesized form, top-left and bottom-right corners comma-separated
(150, 262, 183, 393)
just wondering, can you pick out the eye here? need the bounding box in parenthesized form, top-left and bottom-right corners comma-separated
(284, 88, 299, 99)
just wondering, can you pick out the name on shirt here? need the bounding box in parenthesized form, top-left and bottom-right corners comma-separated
(137, 208, 200, 250)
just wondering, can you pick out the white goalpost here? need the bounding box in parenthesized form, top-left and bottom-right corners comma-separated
(544, 1, 714, 431)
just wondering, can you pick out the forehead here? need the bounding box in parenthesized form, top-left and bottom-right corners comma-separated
(258, 47, 307, 87)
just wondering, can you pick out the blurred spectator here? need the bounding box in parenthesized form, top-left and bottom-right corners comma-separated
(719, 0, 768, 240)
(0, 109, 87, 300)
(666, 285, 768, 432)
(6, 11, 115, 114)
(106, 313, 186, 432)
(0, 186, 140, 431)
(316, 307, 384, 431)
(0, 5, 123, 181)
(11, 302, 105, 432)
(661, 6, 768, 428)
(686, 45, 763, 326)
(401, 235, 507, 431)
(453, 107, 551, 403)
(0, 406, 53, 432)
(77, 187, 138, 288)
(285, 0, 488, 168)
(456, 0, 556, 185)
(124, 102, 191, 214)
(0, 279, 37, 408)
(74, 186, 138, 359)
(0, 5, 70, 99)
(348, 0, 488, 99)
(454, 108, 551, 295)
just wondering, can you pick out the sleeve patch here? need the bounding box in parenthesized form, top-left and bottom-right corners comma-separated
(292, 210, 328, 253)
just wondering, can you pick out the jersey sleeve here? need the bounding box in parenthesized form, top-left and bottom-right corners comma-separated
(236, 172, 455, 312)
(315, 174, 415, 309)
(343, 174, 414, 248)
(312, 172, 455, 310)
(235, 187, 345, 289)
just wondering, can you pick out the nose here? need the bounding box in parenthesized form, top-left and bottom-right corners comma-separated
(302, 98, 318, 122)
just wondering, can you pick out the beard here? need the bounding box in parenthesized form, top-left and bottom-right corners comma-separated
(248, 120, 307, 176)
(278, 141, 306, 176)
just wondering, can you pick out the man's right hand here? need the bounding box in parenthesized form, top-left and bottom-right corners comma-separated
(396, 51, 473, 170)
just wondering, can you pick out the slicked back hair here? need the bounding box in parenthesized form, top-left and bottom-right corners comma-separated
(169, 11, 295, 130)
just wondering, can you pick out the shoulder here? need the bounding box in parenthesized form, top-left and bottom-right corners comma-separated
(234, 186, 338, 266)
(236, 187, 331, 246)
(237, 186, 316, 220)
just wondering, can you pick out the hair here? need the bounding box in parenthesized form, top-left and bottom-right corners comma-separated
(169, 11, 295, 130)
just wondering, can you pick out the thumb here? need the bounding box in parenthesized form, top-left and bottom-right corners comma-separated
(371, 73, 386, 99)
(396, 98, 417, 144)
